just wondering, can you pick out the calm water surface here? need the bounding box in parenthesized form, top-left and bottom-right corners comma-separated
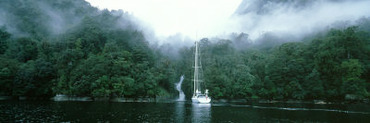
(1, 101, 369, 122)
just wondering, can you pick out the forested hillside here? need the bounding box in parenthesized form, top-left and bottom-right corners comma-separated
(0, 0, 178, 98)
(0, 0, 369, 101)
(179, 23, 370, 100)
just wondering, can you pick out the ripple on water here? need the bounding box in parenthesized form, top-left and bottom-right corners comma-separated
(1, 101, 369, 122)
(229, 104, 370, 115)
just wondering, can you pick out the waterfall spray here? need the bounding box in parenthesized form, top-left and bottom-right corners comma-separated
(175, 75, 185, 101)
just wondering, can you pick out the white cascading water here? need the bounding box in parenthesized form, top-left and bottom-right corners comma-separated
(175, 75, 185, 101)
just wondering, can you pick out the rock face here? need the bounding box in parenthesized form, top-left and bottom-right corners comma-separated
(345, 94, 362, 101)
(109, 98, 155, 102)
(52, 94, 92, 101)
(52, 95, 157, 102)
(314, 100, 327, 104)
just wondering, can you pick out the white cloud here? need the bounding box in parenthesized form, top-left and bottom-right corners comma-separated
(86, 0, 370, 42)
(231, 0, 370, 40)
(86, 0, 242, 40)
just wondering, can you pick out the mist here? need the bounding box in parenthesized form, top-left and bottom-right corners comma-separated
(86, 0, 242, 43)
(0, 0, 139, 39)
(231, 0, 370, 42)
(1, 0, 368, 57)
(87, 0, 370, 44)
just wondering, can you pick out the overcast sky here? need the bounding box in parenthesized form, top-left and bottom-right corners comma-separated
(85, 0, 242, 40)
(86, 0, 370, 42)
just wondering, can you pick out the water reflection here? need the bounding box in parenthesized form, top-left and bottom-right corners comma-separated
(174, 102, 185, 123)
(2, 101, 368, 122)
(191, 103, 211, 122)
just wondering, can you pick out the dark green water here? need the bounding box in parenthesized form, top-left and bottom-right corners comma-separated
(1, 101, 369, 122)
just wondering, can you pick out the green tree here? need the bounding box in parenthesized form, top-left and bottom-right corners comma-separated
(340, 59, 367, 97)
(303, 69, 324, 99)
(13, 60, 36, 96)
(6, 38, 39, 62)
(0, 28, 11, 54)
(0, 58, 19, 95)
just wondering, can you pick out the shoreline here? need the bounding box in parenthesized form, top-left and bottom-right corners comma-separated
(212, 99, 370, 104)
(1, 95, 368, 104)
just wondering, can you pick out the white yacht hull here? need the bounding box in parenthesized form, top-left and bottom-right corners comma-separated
(192, 97, 211, 103)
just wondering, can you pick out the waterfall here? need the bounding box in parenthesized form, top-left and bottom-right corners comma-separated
(175, 75, 185, 101)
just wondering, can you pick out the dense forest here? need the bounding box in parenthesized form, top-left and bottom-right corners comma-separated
(0, 0, 369, 101)
(0, 0, 177, 98)
(179, 25, 370, 101)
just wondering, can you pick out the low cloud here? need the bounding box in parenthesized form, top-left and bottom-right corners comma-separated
(230, 0, 370, 41)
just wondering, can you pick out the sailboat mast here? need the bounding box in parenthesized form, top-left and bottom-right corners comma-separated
(193, 41, 198, 96)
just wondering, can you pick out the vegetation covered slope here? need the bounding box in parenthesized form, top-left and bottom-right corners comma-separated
(179, 24, 370, 101)
(0, 0, 177, 98)
(0, 0, 369, 101)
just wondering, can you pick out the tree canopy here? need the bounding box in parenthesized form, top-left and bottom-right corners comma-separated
(0, 0, 369, 101)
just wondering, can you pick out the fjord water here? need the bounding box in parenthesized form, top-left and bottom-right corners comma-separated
(1, 101, 370, 122)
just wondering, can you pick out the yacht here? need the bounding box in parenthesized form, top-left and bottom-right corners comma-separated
(191, 41, 211, 103)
